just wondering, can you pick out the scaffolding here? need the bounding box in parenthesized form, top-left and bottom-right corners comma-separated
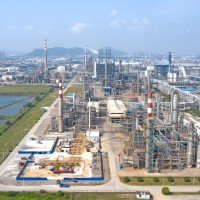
(146, 119, 154, 173)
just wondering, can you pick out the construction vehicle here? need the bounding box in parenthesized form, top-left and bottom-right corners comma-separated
(53, 169, 74, 174)
(51, 156, 74, 174)
(59, 182, 70, 188)
(18, 162, 24, 167)
(56, 180, 70, 187)
(55, 156, 59, 170)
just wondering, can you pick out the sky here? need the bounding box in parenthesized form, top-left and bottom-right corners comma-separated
(0, 0, 200, 55)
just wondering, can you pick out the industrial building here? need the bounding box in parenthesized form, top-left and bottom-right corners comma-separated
(107, 99, 126, 123)
(2, 48, 200, 191)
(93, 62, 115, 81)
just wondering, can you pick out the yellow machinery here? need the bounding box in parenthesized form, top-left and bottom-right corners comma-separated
(55, 156, 59, 170)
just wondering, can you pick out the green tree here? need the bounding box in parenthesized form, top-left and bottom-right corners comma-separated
(183, 177, 191, 182)
(137, 177, 144, 182)
(162, 187, 170, 195)
(153, 177, 159, 182)
(124, 177, 131, 182)
(24, 102, 32, 108)
(35, 96, 40, 102)
(167, 177, 174, 182)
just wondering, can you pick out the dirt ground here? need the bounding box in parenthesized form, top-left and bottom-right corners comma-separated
(102, 130, 200, 178)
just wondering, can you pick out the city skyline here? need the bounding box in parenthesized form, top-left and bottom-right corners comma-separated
(0, 0, 200, 55)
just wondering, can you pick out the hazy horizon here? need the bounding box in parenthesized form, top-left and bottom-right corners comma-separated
(0, 0, 200, 55)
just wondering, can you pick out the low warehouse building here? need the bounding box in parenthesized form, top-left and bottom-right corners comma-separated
(107, 99, 126, 123)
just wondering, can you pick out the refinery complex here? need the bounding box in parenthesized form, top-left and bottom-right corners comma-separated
(1, 40, 200, 198)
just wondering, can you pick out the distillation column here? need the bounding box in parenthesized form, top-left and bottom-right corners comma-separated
(172, 91, 178, 128)
(58, 79, 64, 132)
(187, 123, 193, 168)
(44, 39, 49, 80)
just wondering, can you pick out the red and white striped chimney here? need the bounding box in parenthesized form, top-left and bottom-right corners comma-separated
(58, 79, 63, 132)
(147, 92, 153, 118)
(59, 79, 63, 98)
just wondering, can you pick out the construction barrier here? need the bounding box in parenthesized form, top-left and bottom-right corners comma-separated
(16, 177, 47, 181)
(16, 154, 48, 181)
(63, 177, 103, 181)
(18, 151, 53, 154)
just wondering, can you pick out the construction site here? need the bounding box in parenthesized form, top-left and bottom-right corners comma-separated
(1, 47, 200, 188)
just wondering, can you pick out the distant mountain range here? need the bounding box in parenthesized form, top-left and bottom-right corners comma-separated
(25, 47, 127, 58)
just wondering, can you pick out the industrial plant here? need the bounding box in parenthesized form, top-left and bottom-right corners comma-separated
(1, 43, 200, 189)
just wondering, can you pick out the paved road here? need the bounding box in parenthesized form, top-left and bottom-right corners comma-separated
(0, 75, 77, 178)
(0, 75, 200, 200)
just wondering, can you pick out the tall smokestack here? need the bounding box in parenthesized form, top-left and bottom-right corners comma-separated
(44, 39, 48, 80)
(147, 92, 153, 118)
(58, 79, 63, 132)
(146, 91, 154, 173)
(84, 46, 87, 71)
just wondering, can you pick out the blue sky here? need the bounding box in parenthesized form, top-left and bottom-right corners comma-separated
(0, 0, 200, 54)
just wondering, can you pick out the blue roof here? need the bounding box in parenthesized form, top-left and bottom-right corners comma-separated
(67, 93, 75, 97)
(103, 86, 111, 89)
(155, 64, 169, 67)
(104, 92, 110, 95)
(176, 86, 196, 91)
(191, 75, 200, 79)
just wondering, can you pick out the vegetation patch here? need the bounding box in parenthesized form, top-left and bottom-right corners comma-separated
(64, 84, 83, 95)
(0, 88, 57, 164)
(0, 192, 136, 200)
(0, 84, 52, 96)
(74, 192, 136, 200)
(171, 192, 200, 195)
(120, 176, 200, 186)
(0, 191, 71, 200)
(189, 107, 200, 117)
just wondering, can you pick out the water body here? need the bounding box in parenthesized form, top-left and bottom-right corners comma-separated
(0, 95, 34, 124)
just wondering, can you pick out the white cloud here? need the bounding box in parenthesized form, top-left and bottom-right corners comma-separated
(110, 9, 118, 17)
(6, 25, 16, 30)
(70, 23, 92, 32)
(133, 17, 150, 26)
(24, 25, 35, 31)
(110, 19, 127, 28)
